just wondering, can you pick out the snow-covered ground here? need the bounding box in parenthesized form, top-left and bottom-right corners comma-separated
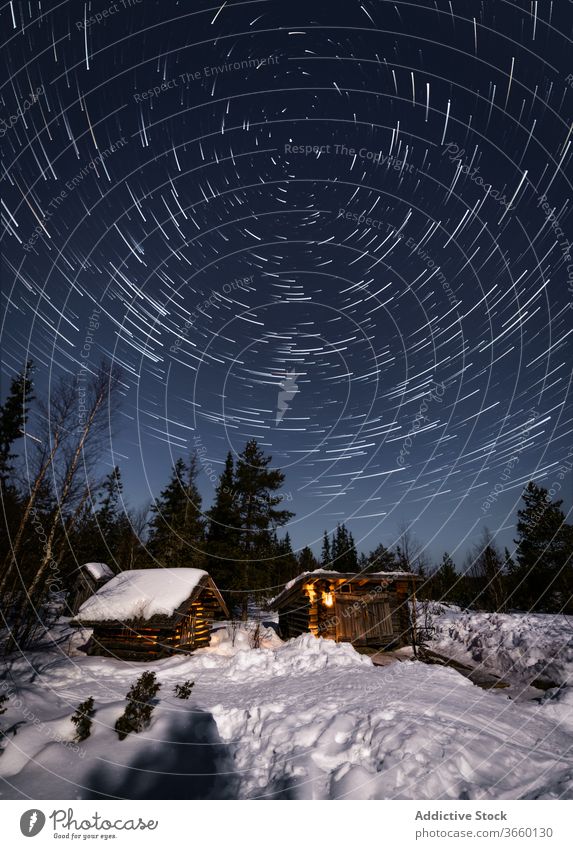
(1, 618, 573, 800)
(424, 605, 573, 688)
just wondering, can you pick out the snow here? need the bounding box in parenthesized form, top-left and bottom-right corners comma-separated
(281, 569, 344, 593)
(76, 567, 208, 622)
(2, 617, 573, 799)
(424, 605, 573, 687)
(195, 629, 371, 681)
(82, 562, 113, 581)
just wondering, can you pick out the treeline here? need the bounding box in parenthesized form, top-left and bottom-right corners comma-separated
(423, 483, 573, 614)
(0, 361, 133, 649)
(0, 362, 299, 642)
(1, 362, 572, 652)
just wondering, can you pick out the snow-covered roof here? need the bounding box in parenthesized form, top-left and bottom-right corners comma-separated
(271, 569, 420, 607)
(82, 562, 114, 582)
(76, 568, 208, 623)
(282, 568, 342, 592)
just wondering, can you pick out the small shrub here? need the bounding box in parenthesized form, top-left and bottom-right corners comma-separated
(71, 697, 95, 742)
(115, 671, 161, 741)
(228, 617, 239, 647)
(173, 680, 194, 699)
(250, 621, 261, 649)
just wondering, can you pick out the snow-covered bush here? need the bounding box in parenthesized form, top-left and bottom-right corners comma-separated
(115, 671, 161, 740)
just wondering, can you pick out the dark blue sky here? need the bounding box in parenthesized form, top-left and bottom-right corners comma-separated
(1, 0, 572, 566)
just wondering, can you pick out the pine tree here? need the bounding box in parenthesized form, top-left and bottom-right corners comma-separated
(233, 440, 293, 615)
(147, 456, 205, 568)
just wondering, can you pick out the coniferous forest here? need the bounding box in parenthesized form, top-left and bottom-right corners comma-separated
(1, 360, 572, 653)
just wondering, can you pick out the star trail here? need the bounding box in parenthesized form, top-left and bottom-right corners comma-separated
(1, 0, 572, 562)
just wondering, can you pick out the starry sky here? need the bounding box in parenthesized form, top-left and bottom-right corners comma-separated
(1, 0, 572, 566)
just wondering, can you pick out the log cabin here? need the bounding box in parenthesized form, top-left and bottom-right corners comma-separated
(73, 568, 229, 660)
(68, 562, 114, 615)
(271, 569, 421, 650)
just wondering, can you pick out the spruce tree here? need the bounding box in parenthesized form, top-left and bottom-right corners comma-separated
(299, 545, 320, 573)
(96, 467, 125, 544)
(74, 466, 129, 569)
(0, 362, 34, 485)
(115, 672, 161, 740)
(330, 523, 358, 571)
(348, 532, 358, 570)
(233, 440, 293, 615)
(0, 364, 34, 568)
(433, 552, 459, 603)
(274, 532, 298, 587)
(206, 452, 240, 592)
(513, 482, 573, 612)
(147, 455, 205, 568)
(321, 531, 331, 567)
(71, 697, 95, 742)
(368, 542, 398, 573)
(480, 543, 506, 612)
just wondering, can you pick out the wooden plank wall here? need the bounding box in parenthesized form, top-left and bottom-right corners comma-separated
(87, 592, 222, 659)
(277, 579, 416, 649)
(278, 601, 310, 639)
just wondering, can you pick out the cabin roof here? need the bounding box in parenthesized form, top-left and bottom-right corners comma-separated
(271, 568, 421, 608)
(74, 567, 228, 625)
(81, 562, 114, 582)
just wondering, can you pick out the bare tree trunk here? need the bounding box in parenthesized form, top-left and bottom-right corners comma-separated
(25, 383, 108, 604)
(5, 364, 121, 651)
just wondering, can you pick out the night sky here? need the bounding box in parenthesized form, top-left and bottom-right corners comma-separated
(1, 0, 572, 565)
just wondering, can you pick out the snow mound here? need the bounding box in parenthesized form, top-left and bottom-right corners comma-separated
(76, 568, 207, 622)
(3, 624, 573, 800)
(427, 607, 573, 686)
(207, 622, 283, 655)
(191, 633, 371, 681)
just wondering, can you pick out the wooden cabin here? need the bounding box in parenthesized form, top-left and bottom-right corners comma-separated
(68, 562, 114, 615)
(73, 568, 229, 660)
(271, 570, 421, 650)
